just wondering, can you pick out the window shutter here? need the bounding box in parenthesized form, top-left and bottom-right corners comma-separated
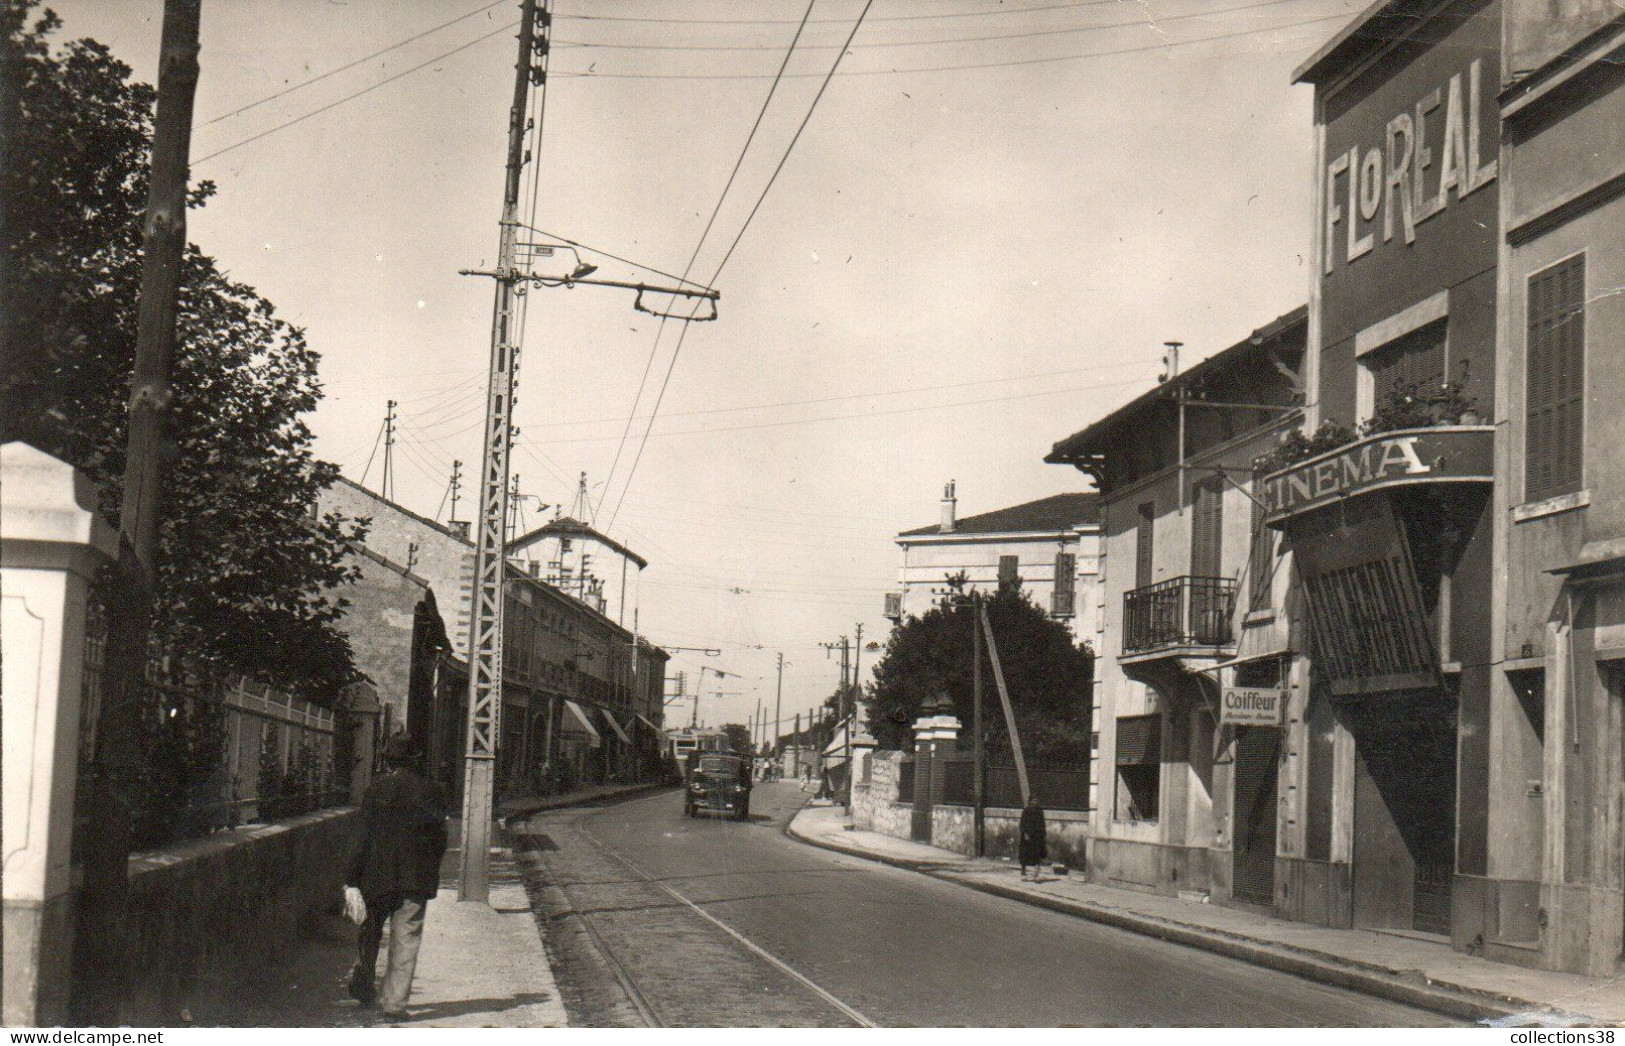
(1191, 476, 1223, 578)
(1053, 552, 1076, 615)
(1136, 502, 1156, 589)
(997, 555, 1019, 589)
(1526, 255, 1586, 501)
(1248, 472, 1273, 612)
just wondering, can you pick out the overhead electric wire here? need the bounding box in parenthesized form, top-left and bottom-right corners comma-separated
(593, 0, 820, 524)
(553, 13, 1346, 80)
(195, 19, 519, 166)
(519, 225, 716, 292)
(559, 1, 1122, 25)
(604, 0, 873, 534)
(552, 0, 1321, 52)
(525, 357, 1160, 430)
(535, 371, 1183, 447)
(199, 0, 512, 127)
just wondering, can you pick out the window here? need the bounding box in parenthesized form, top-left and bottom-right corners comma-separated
(997, 555, 1019, 591)
(1191, 475, 1223, 579)
(1526, 254, 1586, 502)
(1248, 471, 1274, 613)
(1367, 320, 1447, 407)
(1052, 551, 1076, 616)
(1115, 713, 1161, 822)
(1135, 501, 1156, 589)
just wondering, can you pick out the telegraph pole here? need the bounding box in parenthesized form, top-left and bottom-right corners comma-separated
(458, 0, 541, 904)
(81, 0, 202, 1023)
(972, 593, 985, 856)
(773, 652, 785, 757)
(382, 398, 398, 501)
(447, 459, 463, 525)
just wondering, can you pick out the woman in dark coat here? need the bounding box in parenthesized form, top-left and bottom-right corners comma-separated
(1019, 796, 1048, 881)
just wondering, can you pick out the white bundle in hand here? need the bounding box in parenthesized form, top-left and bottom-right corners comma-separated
(344, 885, 368, 926)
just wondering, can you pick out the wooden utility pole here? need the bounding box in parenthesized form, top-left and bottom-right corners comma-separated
(459, 0, 540, 904)
(978, 601, 1030, 803)
(972, 595, 985, 856)
(78, 0, 203, 1022)
(773, 651, 785, 756)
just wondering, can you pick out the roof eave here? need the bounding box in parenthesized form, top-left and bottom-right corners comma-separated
(1292, 0, 1409, 84)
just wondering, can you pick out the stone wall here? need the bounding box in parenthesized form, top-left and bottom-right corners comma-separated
(853, 750, 1090, 866)
(119, 808, 360, 1025)
(931, 804, 1090, 867)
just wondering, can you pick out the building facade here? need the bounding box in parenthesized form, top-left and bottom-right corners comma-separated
(1492, 1, 1625, 976)
(320, 478, 669, 801)
(888, 486, 1100, 632)
(1047, 309, 1306, 905)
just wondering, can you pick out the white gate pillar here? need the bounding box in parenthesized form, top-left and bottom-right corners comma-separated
(2, 442, 117, 1027)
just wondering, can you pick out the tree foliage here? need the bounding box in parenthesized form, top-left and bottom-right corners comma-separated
(2, 4, 366, 695)
(721, 722, 753, 756)
(866, 582, 1094, 763)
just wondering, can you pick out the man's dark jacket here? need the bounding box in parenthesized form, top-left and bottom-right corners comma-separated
(347, 768, 449, 902)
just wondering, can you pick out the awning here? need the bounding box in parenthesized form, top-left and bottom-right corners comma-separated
(559, 699, 601, 748)
(1548, 537, 1625, 580)
(634, 713, 659, 734)
(600, 707, 633, 746)
(1212, 648, 1292, 672)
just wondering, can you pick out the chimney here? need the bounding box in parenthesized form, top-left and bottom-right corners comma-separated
(1158, 341, 1183, 384)
(939, 480, 957, 534)
(449, 520, 471, 541)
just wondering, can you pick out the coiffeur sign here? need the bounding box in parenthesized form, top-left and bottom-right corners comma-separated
(1221, 687, 1286, 727)
(1260, 426, 1494, 525)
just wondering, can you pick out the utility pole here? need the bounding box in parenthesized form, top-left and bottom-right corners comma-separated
(773, 652, 785, 757)
(81, 0, 202, 1023)
(382, 398, 398, 501)
(448, 459, 463, 524)
(457, 0, 541, 904)
(972, 593, 985, 856)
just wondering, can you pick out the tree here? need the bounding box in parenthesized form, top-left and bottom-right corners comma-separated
(866, 582, 1094, 763)
(720, 722, 753, 756)
(1, 4, 366, 695)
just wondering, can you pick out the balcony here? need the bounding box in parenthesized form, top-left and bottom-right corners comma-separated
(1122, 575, 1236, 658)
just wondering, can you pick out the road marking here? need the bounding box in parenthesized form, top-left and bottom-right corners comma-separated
(579, 802, 878, 1029)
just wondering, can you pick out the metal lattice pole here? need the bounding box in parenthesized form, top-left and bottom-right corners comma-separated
(459, 0, 539, 904)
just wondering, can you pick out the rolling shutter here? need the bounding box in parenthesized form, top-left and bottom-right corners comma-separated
(1116, 714, 1162, 765)
(1231, 726, 1280, 904)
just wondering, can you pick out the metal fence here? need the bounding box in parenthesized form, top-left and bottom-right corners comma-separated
(941, 752, 1090, 812)
(77, 601, 346, 847)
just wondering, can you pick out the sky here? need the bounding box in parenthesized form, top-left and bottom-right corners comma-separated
(45, 0, 1363, 734)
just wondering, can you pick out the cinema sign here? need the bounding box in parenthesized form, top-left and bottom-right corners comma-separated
(1260, 426, 1493, 525)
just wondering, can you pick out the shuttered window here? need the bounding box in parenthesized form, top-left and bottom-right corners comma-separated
(1115, 714, 1162, 821)
(1248, 471, 1274, 612)
(1368, 320, 1448, 409)
(1052, 551, 1076, 616)
(1526, 254, 1586, 502)
(997, 555, 1019, 590)
(1191, 475, 1223, 579)
(1135, 502, 1156, 589)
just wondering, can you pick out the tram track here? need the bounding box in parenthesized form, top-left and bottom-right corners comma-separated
(511, 791, 872, 1028)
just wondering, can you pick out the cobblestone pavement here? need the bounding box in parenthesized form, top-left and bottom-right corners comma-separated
(514, 783, 1462, 1027)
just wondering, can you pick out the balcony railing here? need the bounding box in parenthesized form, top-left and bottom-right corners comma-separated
(1122, 575, 1237, 655)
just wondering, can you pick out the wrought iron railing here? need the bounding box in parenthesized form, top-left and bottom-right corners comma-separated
(1122, 575, 1237, 654)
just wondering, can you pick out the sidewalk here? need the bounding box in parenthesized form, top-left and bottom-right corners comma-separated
(788, 805, 1624, 1027)
(197, 782, 671, 1027)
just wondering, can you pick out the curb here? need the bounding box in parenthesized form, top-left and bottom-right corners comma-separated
(500, 783, 674, 828)
(785, 815, 1525, 1024)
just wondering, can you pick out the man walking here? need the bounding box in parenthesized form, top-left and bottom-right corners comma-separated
(346, 735, 449, 1018)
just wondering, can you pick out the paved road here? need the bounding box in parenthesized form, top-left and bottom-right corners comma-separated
(512, 782, 1460, 1028)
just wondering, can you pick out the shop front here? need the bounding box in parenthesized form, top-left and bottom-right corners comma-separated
(1263, 426, 1494, 934)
